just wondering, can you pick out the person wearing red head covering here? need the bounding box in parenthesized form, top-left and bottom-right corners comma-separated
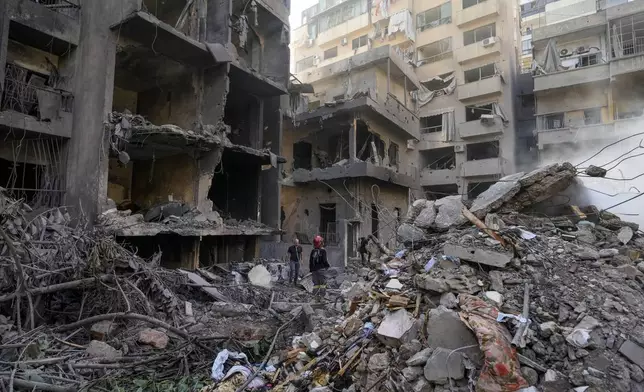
(310, 235, 330, 299)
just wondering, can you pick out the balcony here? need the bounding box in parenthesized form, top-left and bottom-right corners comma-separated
(455, 0, 499, 28)
(458, 76, 503, 101)
(536, 123, 614, 148)
(455, 37, 501, 64)
(27, 0, 80, 17)
(459, 117, 504, 139)
(420, 168, 458, 186)
(372, 0, 413, 24)
(292, 161, 418, 189)
(461, 158, 502, 177)
(317, 13, 370, 46)
(532, 12, 606, 44)
(0, 64, 73, 138)
(610, 39, 644, 77)
(255, 0, 289, 25)
(534, 63, 609, 91)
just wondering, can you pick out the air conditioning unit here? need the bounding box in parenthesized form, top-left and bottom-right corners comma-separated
(454, 145, 465, 153)
(482, 37, 497, 47)
(577, 46, 589, 54)
(341, 37, 348, 46)
(480, 114, 495, 125)
(306, 38, 315, 48)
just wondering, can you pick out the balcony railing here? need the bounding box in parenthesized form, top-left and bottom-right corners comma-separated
(29, 0, 80, 17)
(2, 64, 73, 118)
(421, 125, 442, 134)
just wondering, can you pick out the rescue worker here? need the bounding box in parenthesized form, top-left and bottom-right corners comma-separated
(287, 238, 303, 285)
(310, 235, 330, 300)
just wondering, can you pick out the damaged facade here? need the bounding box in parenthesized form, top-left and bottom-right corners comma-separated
(531, 0, 644, 162)
(283, 38, 422, 264)
(290, 0, 522, 203)
(0, 0, 290, 268)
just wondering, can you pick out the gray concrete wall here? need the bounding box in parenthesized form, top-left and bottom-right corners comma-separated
(7, 0, 80, 46)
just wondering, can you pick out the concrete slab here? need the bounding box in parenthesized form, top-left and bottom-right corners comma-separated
(397, 223, 428, 244)
(414, 202, 436, 229)
(443, 244, 513, 268)
(619, 340, 644, 369)
(179, 270, 231, 302)
(424, 347, 465, 382)
(377, 309, 418, 347)
(470, 172, 523, 218)
(433, 196, 468, 230)
(425, 306, 481, 363)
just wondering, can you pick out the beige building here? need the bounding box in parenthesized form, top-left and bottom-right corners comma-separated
(531, 0, 643, 162)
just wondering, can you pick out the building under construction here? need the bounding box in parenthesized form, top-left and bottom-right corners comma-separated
(0, 0, 290, 268)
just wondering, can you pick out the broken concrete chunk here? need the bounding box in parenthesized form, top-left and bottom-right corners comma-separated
(484, 291, 503, 307)
(585, 165, 607, 178)
(470, 172, 523, 218)
(539, 321, 558, 338)
(573, 249, 600, 261)
(424, 347, 465, 382)
(440, 292, 458, 309)
(397, 223, 428, 244)
(342, 317, 362, 336)
(413, 378, 432, 392)
(443, 244, 512, 268)
(574, 315, 600, 331)
(138, 328, 169, 349)
(368, 352, 390, 372)
(248, 265, 272, 288)
(377, 309, 417, 347)
(301, 332, 322, 352)
(406, 347, 433, 367)
(414, 274, 449, 293)
(425, 306, 480, 363)
(598, 249, 619, 258)
(619, 340, 644, 369)
(86, 340, 122, 359)
(413, 202, 436, 229)
(519, 164, 558, 187)
(90, 320, 116, 341)
(433, 196, 468, 230)
(406, 199, 430, 223)
(489, 270, 505, 293)
(402, 366, 424, 382)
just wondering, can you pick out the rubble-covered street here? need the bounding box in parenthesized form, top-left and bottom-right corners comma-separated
(3, 162, 644, 392)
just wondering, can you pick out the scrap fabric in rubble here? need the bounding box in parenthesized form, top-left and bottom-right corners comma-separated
(5, 161, 644, 392)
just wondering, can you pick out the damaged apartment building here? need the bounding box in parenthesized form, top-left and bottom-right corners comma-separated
(282, 0, 423, 264)
(530, 0, 644, 162)
(0, 0, 290, 268)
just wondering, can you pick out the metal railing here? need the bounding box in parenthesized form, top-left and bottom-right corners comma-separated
(29, 0, 80, 17)
(2, 64, 73, 117)
(420, 125, 442, 134)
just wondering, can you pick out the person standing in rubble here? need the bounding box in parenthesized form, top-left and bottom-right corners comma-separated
(358, 237, 371, 265)
(287, 238, 303, 285)
(310, 235, 330, 300)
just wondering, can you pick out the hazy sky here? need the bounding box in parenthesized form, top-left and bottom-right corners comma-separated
(290, 0, 318, 29)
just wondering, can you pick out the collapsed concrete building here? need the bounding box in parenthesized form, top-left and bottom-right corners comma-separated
(277, 45, 421, 266)
(0, 0, 290, 268)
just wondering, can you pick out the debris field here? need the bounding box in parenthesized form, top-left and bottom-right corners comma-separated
(3, 162, 644, 392)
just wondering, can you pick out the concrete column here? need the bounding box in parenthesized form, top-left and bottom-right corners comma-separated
(0, 0, 9, 93)
(260, 97, 282, 237)
(349, 115, 357, 161)
(196, 148, 223, 213)
(65, 0, 117, 222)
(201, 65, 229, 126)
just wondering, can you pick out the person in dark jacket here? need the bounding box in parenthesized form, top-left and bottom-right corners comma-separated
(287, 238, 303, 285)
(358, 237, 371, 265)
(310, 235, 330, 299)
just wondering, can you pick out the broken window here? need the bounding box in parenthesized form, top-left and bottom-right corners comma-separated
(356, 122, 385, 164)
(579, 53, 599, 67)
(468, 181, 495, 199)
(522, 37, 532, 55)
(545, 113, 565, 129)
(1, 63, 73, 118)
(465, 103, 494, 122)
(417, 2, 452, 32)
(424, 147, 455, 170)
(324, 47, 338, 60)
(388, 142, 399, 166)
(417, 37, 452, 66)
(466, 141, 499, 160)
(464, 63, 496, 83)
(420, 114, 443, 134)
(423, 184, 458, 200)
(521, 94, 534, 108)
(293, 141, 312, 170)
(610, 13, 644, 58)
(296, 56, 316, 72)
(463, 23, 496, 46)
(352, 35, 368, 50)
(463, 0, 487, 9)
(320, 203, 338, 245)
(584, 108, 602, 125)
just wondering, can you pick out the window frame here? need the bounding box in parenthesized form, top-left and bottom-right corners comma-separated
(296, 56, 316, 72)
(352, 34, 368, 50)
(463, 23, 496, 46)
(417, 2, 452, 32)
(463, 0, 487, 10)
(323, 46, 338, 60)
(463, 63, 496, 83)
(416, 37, 452, 65)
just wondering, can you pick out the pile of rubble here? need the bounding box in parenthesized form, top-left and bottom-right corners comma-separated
(0, 189, 317, 391)
(252, 163, 644, 392)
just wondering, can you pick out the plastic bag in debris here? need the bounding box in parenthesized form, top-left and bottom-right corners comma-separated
(459, 294, 529, 392)
(424, 257, 436, 272)
(518, 228, 536, 240)
(211, 349, 249, 381)
(566, 329, 591, 348)
(222, 365, 266, 389)
(395, 249, 406, 258)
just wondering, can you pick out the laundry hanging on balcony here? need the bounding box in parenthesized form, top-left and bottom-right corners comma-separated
(411, 73, 456, 108)
(388, 9, 415, 42)
(537, 39, 565, 74)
